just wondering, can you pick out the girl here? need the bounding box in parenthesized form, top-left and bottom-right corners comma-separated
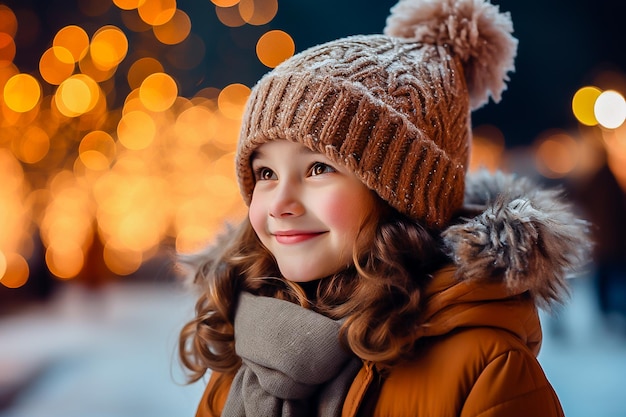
(179, 0, 589, 415)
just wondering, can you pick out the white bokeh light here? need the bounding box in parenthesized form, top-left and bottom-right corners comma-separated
(594, 90, 626, 129)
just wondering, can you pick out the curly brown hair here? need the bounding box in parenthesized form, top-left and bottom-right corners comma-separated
(178, 195, 448, 410)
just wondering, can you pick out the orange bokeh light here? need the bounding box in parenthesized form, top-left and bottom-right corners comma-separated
(53, 25, 89, 63)
(153, 9, 191, 45)
(0, 5, 18, 38)
(90, 26, 128, 71)
(0, 252, 29, 289)
(39, 46, 75, 85)
(239, 0, 278, 26)
(3, 73, 41, 113)
(139, 72, 178, 112)
(256, 30, 295, 68)
(138, 0, 177, 26)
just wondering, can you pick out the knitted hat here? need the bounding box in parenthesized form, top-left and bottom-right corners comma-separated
(236, 0, 517, 227)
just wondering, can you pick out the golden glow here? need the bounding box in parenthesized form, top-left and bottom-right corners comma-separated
(139, 72, 178, 112)
(103, 243, 143, 276)
(175, 106, 217, 147)
(212, 0, 240, 7)
(0, 32, 16, 63)
(0, 252, 29, 289)
(535, 132, 579, 179)
(215, 5, 246, 27)
(217, 83, 250, 119)
(469, 124, 505, 172)
(3, 73, 41, 113)
(12, 125, 50, 164)
(53, 25, 89, 62)
(572, 86, 601, 127)
(595, 90, 626, 129)
(113, 0, 148, 10)
(153, 9, 191, 45)
(46, 242, 85, 279)
(79, 131, 116, 170)
(256, 30, 295, 68)
(175, 225, 212, 254)
(90, 26, 128, 71)
(137, 0, 177, 26)
(39, 46, 75, 85)
(0, 5, 18, 38)
(79, 51, 117, 82)
(0, 251, 6, 278)
(0, 2, 261, 286)
(55, 74, 100, 117)
(117, 110, 156, 149)
(239, 0, 278, 25)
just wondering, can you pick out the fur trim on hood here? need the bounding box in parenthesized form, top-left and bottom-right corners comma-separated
(442, 170, 591, 308)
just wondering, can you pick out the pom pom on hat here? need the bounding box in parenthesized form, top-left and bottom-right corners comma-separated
(384, 0, 517, 110)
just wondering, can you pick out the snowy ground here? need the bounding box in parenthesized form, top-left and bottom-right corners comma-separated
(0, 275, 624, 417)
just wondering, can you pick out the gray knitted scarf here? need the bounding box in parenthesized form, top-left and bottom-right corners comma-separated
(222, 292, 362, 417)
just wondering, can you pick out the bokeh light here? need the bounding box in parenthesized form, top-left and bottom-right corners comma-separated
(535, 131, 580, 178)
(0, 32, 16, 64)
(90, 26, 128, 71)
(117, 110, 157, 149)
(469, 124, 505, 172)
(217, 83, 250, 119)
(79, 131, 116, 170)
(0, 252, 29, 288)
(127, 57, 164, 90)
(153, 9, 191, 45)
(39, 47, 75, 85)
(55, 74, 101, 117)
(0, 5, 18, 38)
(3, 73, 41, 112)
(12, 125, 50, 164)
(595, 90, 626, 129)
(256, 30, 295, 68)
(572, 86, 601, 126)
(139, 72, 178, 112)
(53, 25, 89, 63)
(239, 0, 278, 25)
(212, 0, 241, 7)
(215, 5, 246, 27)
(137, 0, 177, 26)
(113, 0, 147, 10)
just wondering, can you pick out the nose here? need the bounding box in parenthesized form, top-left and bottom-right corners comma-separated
(269, 179, 304, 218)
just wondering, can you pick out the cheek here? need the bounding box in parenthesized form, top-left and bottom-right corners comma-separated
(248, 193, 266, 236)
(318, 189, 368, 233)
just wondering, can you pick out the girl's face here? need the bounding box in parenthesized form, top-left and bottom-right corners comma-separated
(249, 140, 377, 282)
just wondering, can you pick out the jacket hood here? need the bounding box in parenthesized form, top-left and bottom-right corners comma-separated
(443, 170, 590, 308)
(415, 170, 591, 353)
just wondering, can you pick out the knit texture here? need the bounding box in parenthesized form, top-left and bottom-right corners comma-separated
(236, 0, 517, 228)
(222, 292, 362, 417)
(237, 36, 469, 227)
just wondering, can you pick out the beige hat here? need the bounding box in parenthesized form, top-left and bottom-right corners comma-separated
(236, 0, 517, 227)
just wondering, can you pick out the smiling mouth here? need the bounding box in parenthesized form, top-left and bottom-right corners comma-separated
(273, 231, 325, 244)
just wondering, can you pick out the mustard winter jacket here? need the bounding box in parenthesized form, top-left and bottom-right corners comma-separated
(194, 171, 588, 417)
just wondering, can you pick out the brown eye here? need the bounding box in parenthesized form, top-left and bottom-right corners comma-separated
(255, 167, 276, 180)
(310, 162, 334, 176)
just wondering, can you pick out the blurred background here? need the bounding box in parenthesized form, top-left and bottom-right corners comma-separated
(0, 0, 625, 416)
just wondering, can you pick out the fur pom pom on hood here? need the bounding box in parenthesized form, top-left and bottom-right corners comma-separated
(442, 170, 591, 308)
(384, 0, 517, 110)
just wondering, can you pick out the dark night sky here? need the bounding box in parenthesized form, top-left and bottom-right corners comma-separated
(269, 0, 626, 147)
(4, 0, 626, 147)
